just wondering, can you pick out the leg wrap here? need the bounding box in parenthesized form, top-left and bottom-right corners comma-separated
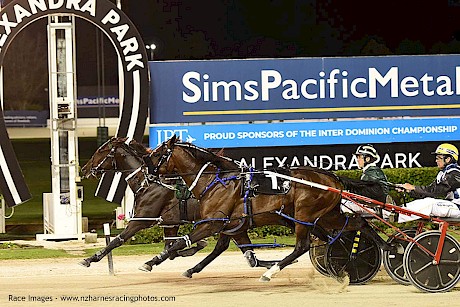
(244, 250, 258, 268)
(260, 264, 281, 282)
(182, 235, 192, 248)
(158, 250, 170, 261)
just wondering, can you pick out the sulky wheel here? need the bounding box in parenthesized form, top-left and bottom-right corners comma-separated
(309, 235, 330, 277)
(325, 230, 382, 285)
(403, 230, 460, 293)
(382, 229, 417, 285)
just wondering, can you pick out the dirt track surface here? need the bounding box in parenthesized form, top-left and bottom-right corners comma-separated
(0, 248, 459, 307)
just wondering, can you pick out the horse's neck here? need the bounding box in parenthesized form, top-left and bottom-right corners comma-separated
(126, 170, 147, 194)
(172, 150, 216, 197)
(117, 155, 142, 173)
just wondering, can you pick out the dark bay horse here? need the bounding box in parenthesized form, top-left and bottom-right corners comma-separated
(143, 135, 396, 281)
(79, 137, 273, 270)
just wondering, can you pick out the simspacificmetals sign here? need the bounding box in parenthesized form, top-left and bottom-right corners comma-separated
(150, 55, 460, 123)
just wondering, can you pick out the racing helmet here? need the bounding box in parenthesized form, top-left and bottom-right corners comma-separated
(432, 143, 458, 161)
(355, 144, 380, 162)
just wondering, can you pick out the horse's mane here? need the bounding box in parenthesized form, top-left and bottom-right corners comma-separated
(176, 142, 239, 170)
(128, 139, 151, 155)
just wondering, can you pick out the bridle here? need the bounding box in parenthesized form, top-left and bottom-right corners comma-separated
(86, 139, 146, 177)
(146, 141, 174, 175)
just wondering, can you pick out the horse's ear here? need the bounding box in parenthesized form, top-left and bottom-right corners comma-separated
(216, 148, 225, 156)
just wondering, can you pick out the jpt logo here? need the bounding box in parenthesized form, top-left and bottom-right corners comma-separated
(156, 129, 196, 144)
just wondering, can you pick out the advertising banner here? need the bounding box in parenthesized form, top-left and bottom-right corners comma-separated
(150, 117, 460, 148)
(4, 111, 48, 127)
(150, 55, 460, 123)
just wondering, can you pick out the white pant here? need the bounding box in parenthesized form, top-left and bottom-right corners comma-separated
(341, 200, 375, 215)
(396, 198, 460, 222)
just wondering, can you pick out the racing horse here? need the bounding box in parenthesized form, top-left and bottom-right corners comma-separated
(142, 135, 397, 281)
(79, 137, 274, 269)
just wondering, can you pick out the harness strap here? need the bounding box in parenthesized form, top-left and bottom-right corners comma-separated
(199, 170, 238, 198)
(127, 217, 163, 222)
(193, 217, 230, 228)
(243, 167, 255, 228)
(125, 166, 143, 181)
(188, 162, 211, 192)
(179, 199, 188, 221)
(274, 207, 349, 245)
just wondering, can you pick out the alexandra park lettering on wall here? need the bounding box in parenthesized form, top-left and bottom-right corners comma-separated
(236, 152, 422, 171)
(182, 67, 460, 103)
(221, 141, 441, 171)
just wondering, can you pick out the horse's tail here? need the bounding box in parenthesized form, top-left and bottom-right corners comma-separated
(338, 175, 386, 203)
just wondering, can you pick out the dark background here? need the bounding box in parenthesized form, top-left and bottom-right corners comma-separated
(3, 0, 460, 111)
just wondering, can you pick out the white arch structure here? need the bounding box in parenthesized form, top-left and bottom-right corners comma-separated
(0, 0, 150, 207)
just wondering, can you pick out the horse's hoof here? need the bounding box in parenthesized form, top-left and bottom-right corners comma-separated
(78, 259, 90, 267)
(138, 264, 152, 272)
(182, 270, 193, 278)
(259, 275, 271, 282)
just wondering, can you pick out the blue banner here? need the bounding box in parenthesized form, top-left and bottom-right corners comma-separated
(150, 55, 460, 123)
(4, 110, 48, 127)
(149, 117, 460, 148)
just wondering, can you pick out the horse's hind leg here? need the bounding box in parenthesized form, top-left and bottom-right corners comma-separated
(234, 232, 279, 269)
(162, 226, 208, 260)
(140, 223, 221, 272)
(79, 221, 148, 267)
(182, 233, 231, 278)
(260, 225, 311, 282)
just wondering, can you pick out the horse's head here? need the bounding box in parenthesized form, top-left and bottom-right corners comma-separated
(147, 134, 180, 175)
(81, 137, 147, 179)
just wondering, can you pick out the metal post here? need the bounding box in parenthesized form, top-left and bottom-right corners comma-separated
(104, 223, 114, 275)
(0, 195, 5, 233)
(37, 15, 82, 241)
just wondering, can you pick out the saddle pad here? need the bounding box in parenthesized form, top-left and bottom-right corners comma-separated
(250, 170, 291, 195)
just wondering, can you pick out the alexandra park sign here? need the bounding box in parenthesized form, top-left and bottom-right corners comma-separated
(0, 0, 149, 207)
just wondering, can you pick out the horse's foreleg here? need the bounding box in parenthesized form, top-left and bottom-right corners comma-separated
(79, 221, 148, 267)
(78, 235, 125, 267)
(182, 234, 231, 278)
(161, 226, 209, 259)
(260, 225, 311, 282)
(176, 240, 208, 257)
(139, 223, 219, 272)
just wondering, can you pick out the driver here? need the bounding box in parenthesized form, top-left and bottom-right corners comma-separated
(341, 144, 389, 214)
(396, 143, 460, 221)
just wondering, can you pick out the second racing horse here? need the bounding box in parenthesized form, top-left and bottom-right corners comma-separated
(79, 137, 274, 269)
(142, 135, 399, 281)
